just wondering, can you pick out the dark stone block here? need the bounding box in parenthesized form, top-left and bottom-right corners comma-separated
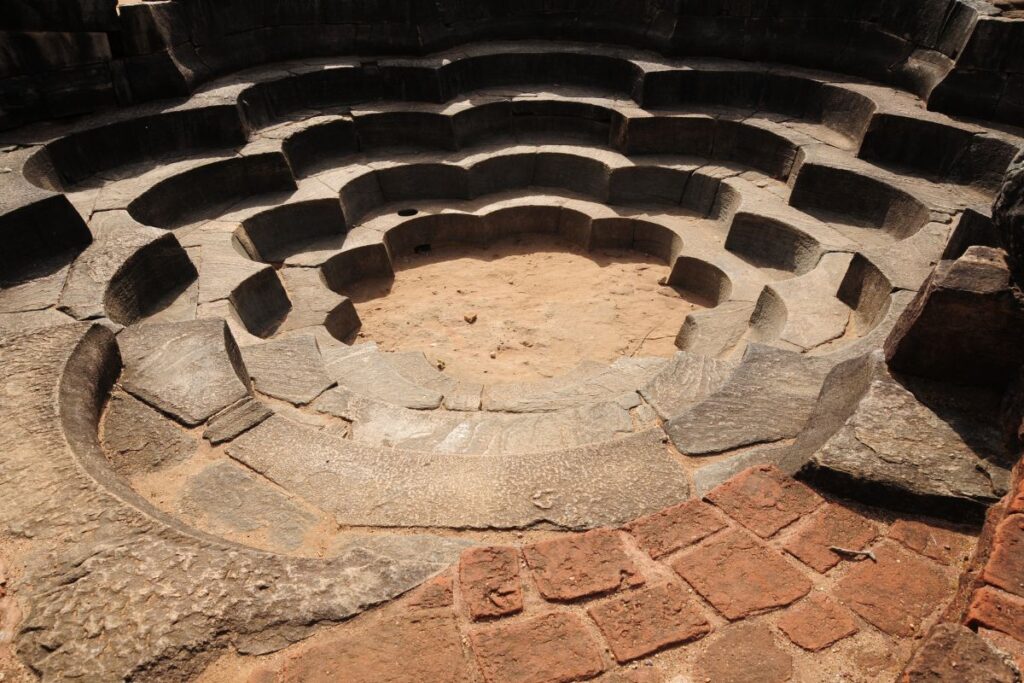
(885, 247, 1024, 388)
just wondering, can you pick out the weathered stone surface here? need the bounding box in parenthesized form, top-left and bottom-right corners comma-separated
(203, 396, 273, 444)
(672, 528, 811, 620)
(994, 150, 1024, 286)
(242, 335, 335, 405)
(322, 343, 443, 409)
(694, 623, 793, 683)
(705, 465, 822, 539)
(885, 246, 1024, 387)
(0, 324, 471, 681)
(587, 582, 711, 662)
(180, 461, 317, 551)
(483, 357, 666, 413)
(469, 612, 605, 683)
(776, 594, 859, 651)
(459, 546, 523, 620)
(60, 210, 195, 323)
(101, 390, 196, 475)
(665, 344, 833, 455)
(315, 386, 634, 454)
(638, 351, 738, 420)
(118, 319, 251, 426)
(228, 416, 691, 529)
(625, 499, 729, 559)
(804, 356, 1012, 519)
(901, 623, 1019, 683)
(523, 529, 643, 601)
(834, 542, 951, 637)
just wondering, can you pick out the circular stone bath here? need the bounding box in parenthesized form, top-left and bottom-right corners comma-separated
(0, 13, 1023, 681)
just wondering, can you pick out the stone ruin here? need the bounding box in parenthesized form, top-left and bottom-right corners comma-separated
(2, 1, 1024, 681)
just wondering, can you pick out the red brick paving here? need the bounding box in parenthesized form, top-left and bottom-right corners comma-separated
(459, 546, 523, 620)
(246, 465, 986, 683)
(889, 519, 970, 566)
(469, 612, 605, 683)
(625, 499, 728, 559)
(695, 623, 793, 683)
(704, 464, 822, 538)
(280, 577, 473, 683)
(782, 503, 878, 573)
(834, 542, 951, 637)
(901, 623, 1019, 683)
(523, 529, 643, 601)
(776, 593, 859, 651)
(672, 527, 811, 620)
(586, 582, 710, 662)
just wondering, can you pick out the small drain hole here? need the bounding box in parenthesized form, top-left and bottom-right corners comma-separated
(414, 243, 432, 254)
(398, 208, 419, 217)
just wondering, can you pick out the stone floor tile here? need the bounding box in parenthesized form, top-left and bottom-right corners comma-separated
(782, 503, 878, 573)
(888, 519, 972, 566)
(524, 529, 644, 601)
(704, 465, 823, 538)
(624, 499, 729, 559)
(776, 593, 859, 651)
(586, 582, 711, 662)
(834, 542, 950, 637)
(694, 623, 793, 683)
(459, 546, 523, 620)
(671, 527, 811, 620)
(469, 612, 605, 683)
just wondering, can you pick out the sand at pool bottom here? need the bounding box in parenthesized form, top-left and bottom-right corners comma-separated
(341, 235, 704, 384)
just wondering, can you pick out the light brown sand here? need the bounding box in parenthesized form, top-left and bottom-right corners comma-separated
(342, 235, 703, 384)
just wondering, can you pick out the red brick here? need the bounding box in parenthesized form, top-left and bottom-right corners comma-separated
(783, 503, 878, 573)
(889, 519, 971, 566)
(625, 499, 729, 559)
(469, 612, 605, 683)
(407, 571, 455, 610)
(776, 594, 859, 651)
(523, 529, 643, 601)
(282, 605, 472, 682)
(671, 527, 811, 620)
(459, 546, 523, 620)
(695, 623, 793, 683)
(967, 586, 1024, 642)
(705, 465, 822, 538)
(900, 623, 1018, 683)
(834, 542, 951, 637)
(981, 515, 1024, 598)
(587, 582, 711, 662)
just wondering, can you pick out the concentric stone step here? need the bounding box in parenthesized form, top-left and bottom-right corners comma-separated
(663, 344, 835, 456)
(639, 351, 740, 420)
(320, 342, 444, 410)
(227, 415, 691, 530)
(314, 386, 637, 455)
